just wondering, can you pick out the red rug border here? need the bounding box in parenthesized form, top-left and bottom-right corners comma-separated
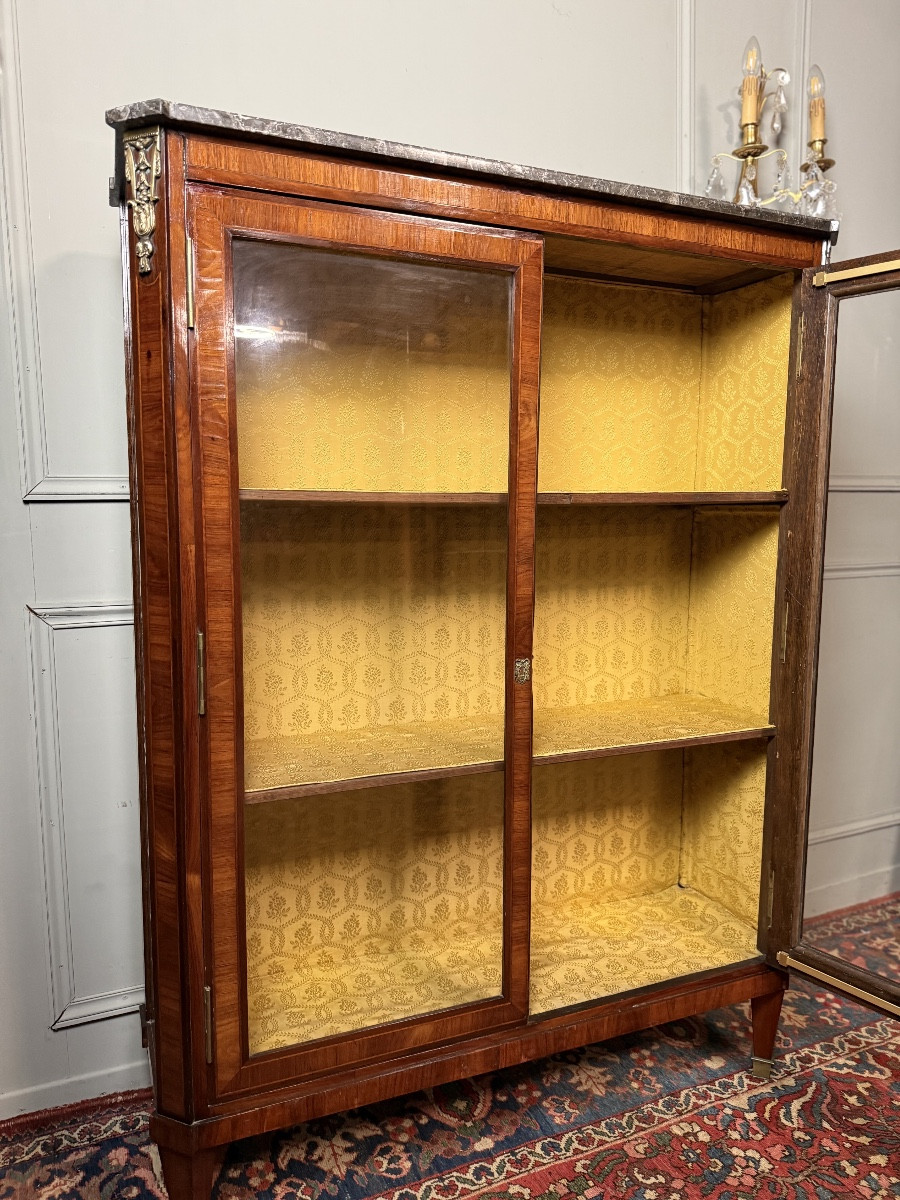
(0, 1087, 152, 1142)
(2, 890, 895, 1147)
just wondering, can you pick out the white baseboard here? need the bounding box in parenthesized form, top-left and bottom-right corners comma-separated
(805, 865, 900, 919)
(0, 1058, 151, 1121)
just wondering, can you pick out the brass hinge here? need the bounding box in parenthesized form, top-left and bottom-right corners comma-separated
(780, 600, 789, 664)
(766, 867, 775, 927)
(203, 984, 213, 1064)
(776, 952, 900, 1016)
(186, 237, 195, 329)
(813, 257, 900, 287)
(795, 314, 804, 379)
(197, 629, 206, 716)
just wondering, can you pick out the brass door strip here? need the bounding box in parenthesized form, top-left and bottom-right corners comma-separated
(813, 259, 900, 287)
(197, 630, 206, 716)
(776, 952, 900, 1016)
(203, 985, 213, 1064)
(186, 237, 195, 329)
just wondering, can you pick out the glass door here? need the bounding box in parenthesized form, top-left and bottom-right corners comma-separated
(776, 251, 900, 1018)
(189, 190, 542, 1097)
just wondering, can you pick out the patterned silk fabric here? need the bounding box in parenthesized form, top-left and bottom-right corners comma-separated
(234, 244, 512, 494)
(245, 774, 505, 1053)
(533, 506, 778, 736)
(530, 748, 763, 1013)
(240, 502, 507, 790)
(539, 275, 792, 493)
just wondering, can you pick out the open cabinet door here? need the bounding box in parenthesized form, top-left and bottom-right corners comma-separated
(774, 250, 900, 1019)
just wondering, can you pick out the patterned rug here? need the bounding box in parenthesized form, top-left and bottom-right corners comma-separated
(2, 894, 898, 1200)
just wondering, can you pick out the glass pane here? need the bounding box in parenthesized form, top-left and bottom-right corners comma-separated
(231, 238, 512, 1051)
(805, 288, 900, 981)
(246, 775, 505, 1054)
(233, 240, 512, 493)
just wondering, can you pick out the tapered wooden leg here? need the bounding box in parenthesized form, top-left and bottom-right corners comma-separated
(750, 987, 785, 1080)
(158, 1145, 226, 1200)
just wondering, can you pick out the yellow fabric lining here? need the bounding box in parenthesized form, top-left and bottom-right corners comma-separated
(530, 750, 764, 1013)
(533, 506, 778, 737)
(538, 275, 792, 493)
(245, 743, 768, 1053)
(234, 245, 512, 494)
(236, 269, 789, 1053)
(530, 885, 759, 1014)
(240, 502, 507, 790)
(241, 506, 777, 790)
(245, 774, 505, 1054)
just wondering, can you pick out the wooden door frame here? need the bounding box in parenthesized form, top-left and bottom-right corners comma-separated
(187, 185, 544, 1102)
(768, 250, 900, 1015)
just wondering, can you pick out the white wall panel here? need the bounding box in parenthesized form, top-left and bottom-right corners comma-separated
(27, 606, 143, 1028)
(810, 0, 900, 261)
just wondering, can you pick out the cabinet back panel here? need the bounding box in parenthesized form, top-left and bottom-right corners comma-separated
(539, 274, 793, 494)
(534, 506, 778, 718)
(539, 280, 703, 493)
(244, 774, 505, 1054)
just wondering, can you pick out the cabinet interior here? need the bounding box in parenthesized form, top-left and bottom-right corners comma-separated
(236, 260, 794, 1052)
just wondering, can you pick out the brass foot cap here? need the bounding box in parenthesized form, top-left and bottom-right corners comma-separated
(751, 1055, 774, 1081)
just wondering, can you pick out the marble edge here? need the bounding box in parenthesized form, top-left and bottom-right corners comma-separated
(106, 98, 839, 240)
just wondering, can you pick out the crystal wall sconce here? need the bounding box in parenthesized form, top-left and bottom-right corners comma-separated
(705, 38, 838, 219)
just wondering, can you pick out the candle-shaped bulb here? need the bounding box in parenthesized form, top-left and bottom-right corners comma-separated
(740, 36, 764, 128)
(807, 63, 827, 142)
(743, 36, 763, 77)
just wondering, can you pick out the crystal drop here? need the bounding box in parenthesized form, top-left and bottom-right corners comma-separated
(705, 162, 727, 201)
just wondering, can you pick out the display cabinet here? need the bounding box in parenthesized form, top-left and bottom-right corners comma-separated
(108, 101, 900, 1200)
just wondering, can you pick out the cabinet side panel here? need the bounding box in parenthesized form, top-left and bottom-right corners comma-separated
(695, 276, 793, 492)
(124, 130, 191, 1119)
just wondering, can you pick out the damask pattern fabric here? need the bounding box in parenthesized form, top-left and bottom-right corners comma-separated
(530, 884, 759, 1014)
(532, 755, 683, 908)
(244, 775, 505, 1053)
(695, 275, 793, 491)
(539, 280, 704, 492)
(240, 502, 507, 789)
(538, 274, 791, 493)
(680, 743, 767, 927)
(530, 750, 765, 1013)
(687, 509, 779, 716)
(533, 506, 777, 743)
(236, 270, 788, 1051)
(233, 242, 512, 494)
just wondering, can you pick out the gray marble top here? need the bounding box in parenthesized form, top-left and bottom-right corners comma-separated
(106, 98, 838, 240)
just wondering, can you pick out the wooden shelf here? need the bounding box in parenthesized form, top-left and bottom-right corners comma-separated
(239, 489, 508, 504)
(533, 694, 773, 764)
(244, 695, 772, 804)
(244, 714, 506, 804)
(537, 491, 787, 506)
(240, 488, 786, 506)
(531, 884, 760, 1015)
